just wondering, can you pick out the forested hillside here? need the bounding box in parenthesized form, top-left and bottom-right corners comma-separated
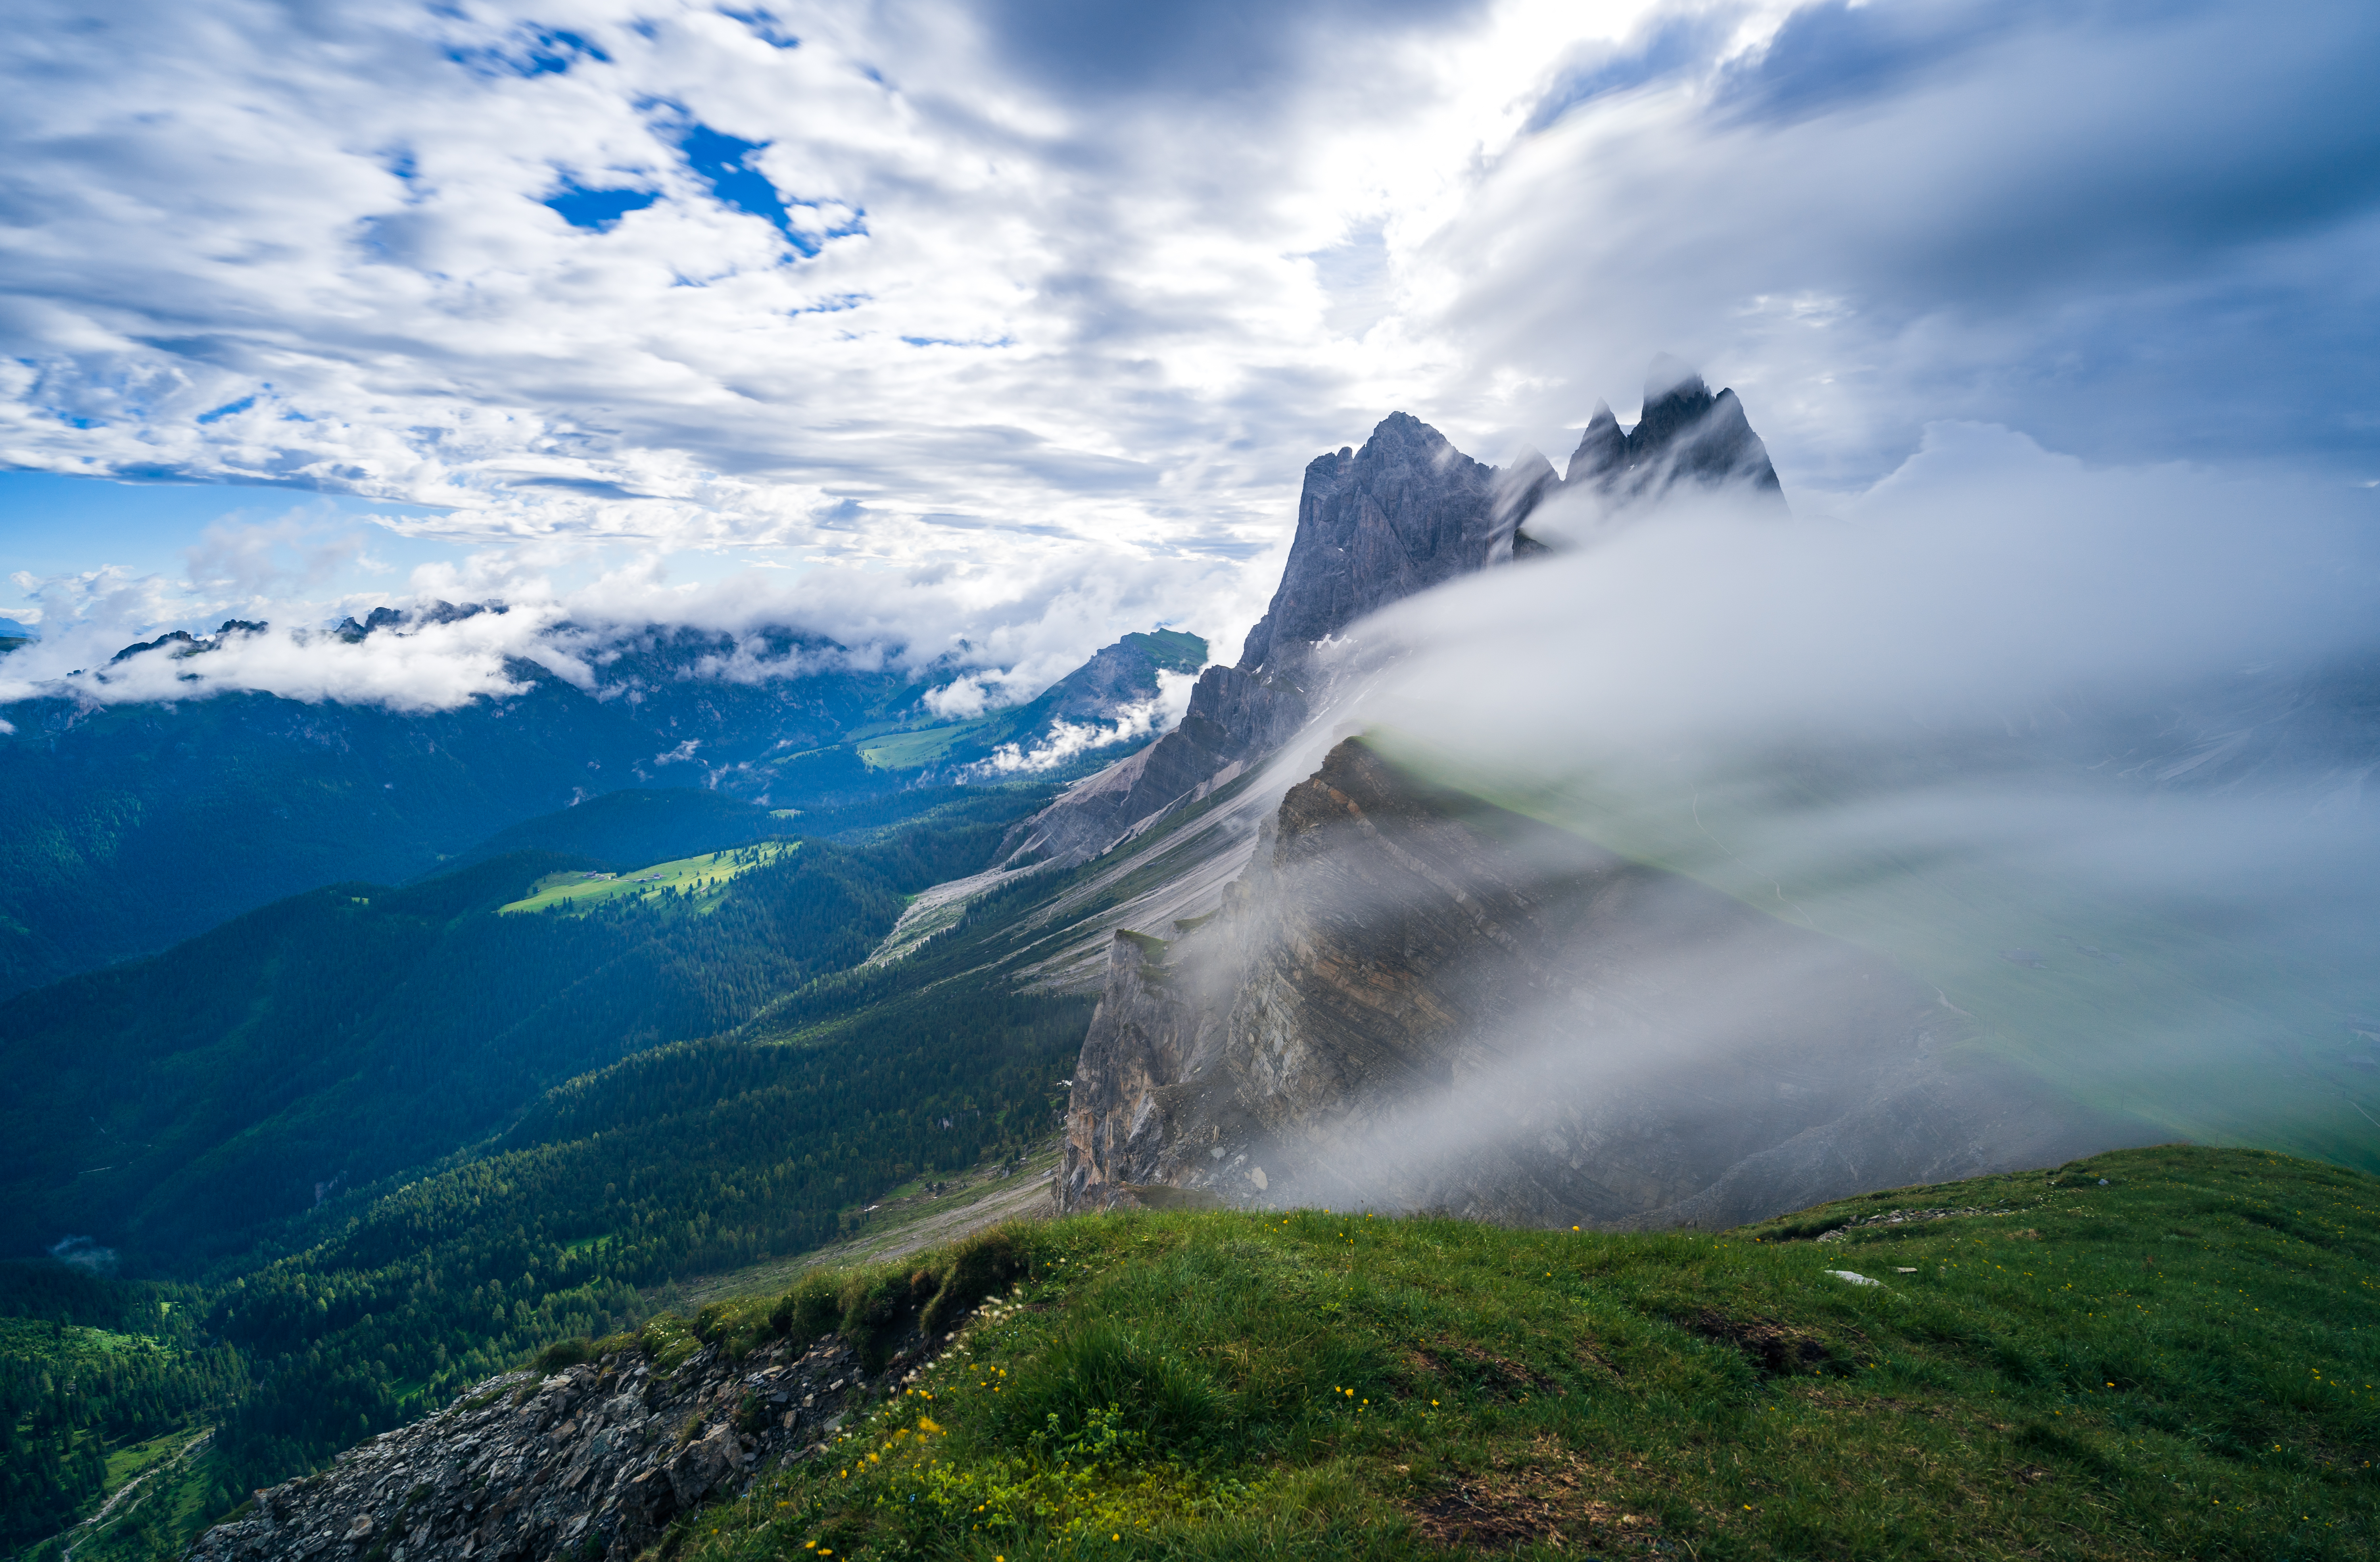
(0, 646, 901, 1001)
(0, 1264, 242, 1556)
(0, 774, 1133, 1558)
(0, 627, 1207, 1002)
(0, 788, 1050, 1272)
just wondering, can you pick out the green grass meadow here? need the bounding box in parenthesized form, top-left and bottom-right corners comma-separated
(637, 1145, 2376, 1561)
(498, 842, 800, 916)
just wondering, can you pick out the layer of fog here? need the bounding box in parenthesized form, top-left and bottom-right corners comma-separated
(1332, 424, 2380, 1161)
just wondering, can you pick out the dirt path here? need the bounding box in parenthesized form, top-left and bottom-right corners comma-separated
(675, 1149, 1061, 1309)
(56, 1426, 212, 1561)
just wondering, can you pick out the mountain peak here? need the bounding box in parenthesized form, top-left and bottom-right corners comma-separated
(1644, 351, 1706, 403)
(1564, 354, 1784, 506)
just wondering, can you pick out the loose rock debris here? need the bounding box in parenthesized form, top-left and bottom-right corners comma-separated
(185, 1328, 909, 1562)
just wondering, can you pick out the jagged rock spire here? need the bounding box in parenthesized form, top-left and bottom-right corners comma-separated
(1236, 411, 1498, 676)
(1563, 357, 1785, 507)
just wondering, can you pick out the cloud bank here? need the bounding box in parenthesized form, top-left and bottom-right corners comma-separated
(2, 0, 2374, 713)
(1355, 428, 2380, 1158)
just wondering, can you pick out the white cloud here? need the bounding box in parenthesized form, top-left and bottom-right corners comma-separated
(1, 1, 2374, 715)
(1353, 429, 2380, 1147)
(922, 673, 995, 719)
(0, 538, 1247, 713)
(972, 667, 1200, 774)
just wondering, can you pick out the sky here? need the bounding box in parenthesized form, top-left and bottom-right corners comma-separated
(2, 0, 2377, 709)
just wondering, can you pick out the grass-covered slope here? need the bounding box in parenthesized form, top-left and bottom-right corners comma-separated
(668, 1145, 2376, 1560)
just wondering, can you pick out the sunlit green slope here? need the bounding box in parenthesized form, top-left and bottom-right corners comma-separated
(649, 1144, 2380, 1561)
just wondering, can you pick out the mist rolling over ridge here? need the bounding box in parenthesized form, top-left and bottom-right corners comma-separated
(1350, 421, 2380, 1169)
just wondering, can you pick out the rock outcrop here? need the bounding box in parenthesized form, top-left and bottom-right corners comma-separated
(1059, 739, 2113, 1228)
(1000, 360, 1786, 871)
(185, 1331, 881, 1562)
(1559, 354, 1784, 512)
(998, 411, 1545, 868)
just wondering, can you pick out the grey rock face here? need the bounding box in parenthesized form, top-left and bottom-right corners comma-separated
(1235, 413, 1505, 673)
(1029, 630, 1203, 726)
(1060, 739, 2118, 1228)
(184, 1334, 877, 1562)
(998, 360, 1786, 872)
(1002, 412, 1533, 870)
(1561, 355, 1785, 509)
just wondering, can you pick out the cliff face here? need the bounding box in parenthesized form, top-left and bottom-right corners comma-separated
(1003, 360, 1785, 871)
(1233, 413, 1511, 674)
(1061, 739, 2106, 1228)
(1000, 411, 1532, 868)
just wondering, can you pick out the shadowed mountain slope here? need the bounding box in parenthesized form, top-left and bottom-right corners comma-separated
(1061, 739, 2128, 1225)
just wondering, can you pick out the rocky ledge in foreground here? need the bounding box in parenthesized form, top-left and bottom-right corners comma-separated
(186, 1328, 896, 1562)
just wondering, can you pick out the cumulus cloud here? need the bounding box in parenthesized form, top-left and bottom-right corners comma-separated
(0, 538, 1246, 714)
(972, 666, 1198, 773)
(1417, 0, 2380, 484)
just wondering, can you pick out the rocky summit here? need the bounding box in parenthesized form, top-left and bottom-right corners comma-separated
(1560, 353, 1785, 513)
(998, 359, 1786, 871)
(1060, 738, 2109, 1227)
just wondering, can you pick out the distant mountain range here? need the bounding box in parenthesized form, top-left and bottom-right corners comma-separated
(0, 622, 1202, 998)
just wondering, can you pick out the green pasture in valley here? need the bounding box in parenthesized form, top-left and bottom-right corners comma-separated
(497, 842, 801, 916)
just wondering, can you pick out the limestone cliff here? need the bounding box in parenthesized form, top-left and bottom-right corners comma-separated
(997, 411, 1539, 868)
(1001, 359, 1787, 871)
(1060, 739, 2109, 1228)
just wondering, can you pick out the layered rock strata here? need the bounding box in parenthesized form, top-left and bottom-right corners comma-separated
(1060, 739, 2109, 1229)
(184, 1331, 884, 1562)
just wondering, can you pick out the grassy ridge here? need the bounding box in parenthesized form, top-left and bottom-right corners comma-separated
(665, 1145, 2376, 1560)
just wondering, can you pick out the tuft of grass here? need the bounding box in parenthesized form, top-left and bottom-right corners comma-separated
(664, 1145, 2380, 1560)
(639, 1313, 701, 1373)
(693, 1223, 1048, 1372)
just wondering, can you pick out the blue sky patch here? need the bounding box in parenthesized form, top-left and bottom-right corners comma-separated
(196, 395, 256, 425)
(720, 7, 800, 49)
(678, 123, 798, 240)
(670, 120, 868, 257)
(545, 179, 659, 231)
(447, 25, 611, 79)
